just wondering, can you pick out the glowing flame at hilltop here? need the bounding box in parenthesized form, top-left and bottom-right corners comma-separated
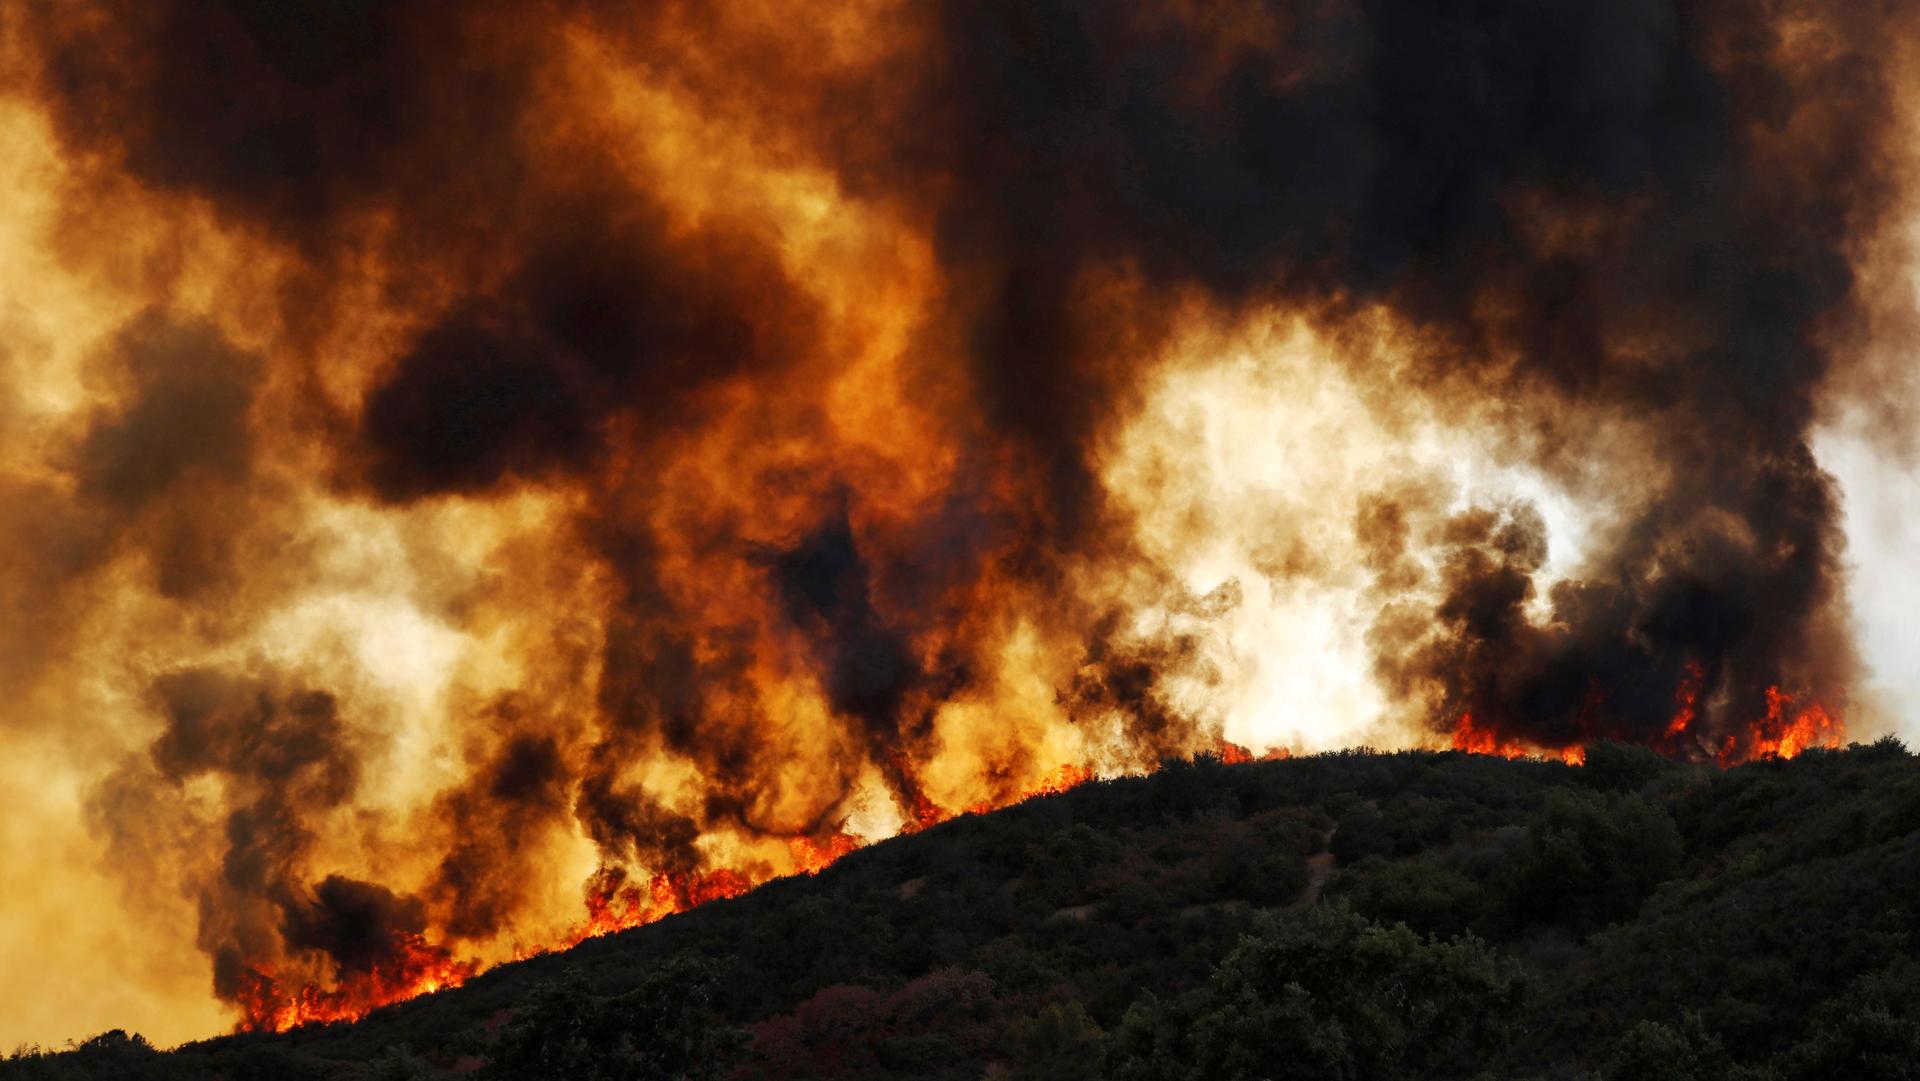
(789, 833, 863, 877)
(235, 937, 475, 1034)
(1450, 714, 1585, 766)
(1721, 687, 1846, 765)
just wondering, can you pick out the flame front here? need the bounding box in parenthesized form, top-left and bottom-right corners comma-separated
(1450, 714, 1584, 766)
(1719, 687, 1846, 765)
(1667, 662, 1706, 742)
(235, 937, 477, 1035)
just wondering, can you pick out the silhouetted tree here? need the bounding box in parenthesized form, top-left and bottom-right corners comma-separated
(1104, 905, 1522, 1081)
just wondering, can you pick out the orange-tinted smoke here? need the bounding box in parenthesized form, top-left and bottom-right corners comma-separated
(0, 0, 1912, 1046)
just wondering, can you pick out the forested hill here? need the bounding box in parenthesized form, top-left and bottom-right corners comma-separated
(13, 740, 1920, 1080)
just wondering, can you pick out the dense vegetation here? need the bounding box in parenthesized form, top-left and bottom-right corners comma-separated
(12, 740, 1920, 1080)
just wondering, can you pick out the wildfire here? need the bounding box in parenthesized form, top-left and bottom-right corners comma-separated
(1719, 686, 1844, 764)
(236, 935, 476, 1034)
(0, 0, 1902, 1056)
(1214, 740, 1293, 763)
(1024, 762, 1097, 797)
(483, 758, 1115, 1009)
(1667, 661, 1705, 740)
(789, 832, 862, 875)
(904, 791, 951, 834)
(1450, 713, 1585, 765)
(1448, 681, 1845, 771)
(235, 724, 1423, 1035)
(1217, 741, 1254, 765)
(225, 690, 1844, 1035)
(507, 867, 759, 967)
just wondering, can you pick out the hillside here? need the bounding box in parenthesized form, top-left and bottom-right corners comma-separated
(11, 741, 1920, 1080)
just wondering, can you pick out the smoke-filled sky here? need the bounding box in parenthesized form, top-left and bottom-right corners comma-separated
(0, 0, 1917, 1050)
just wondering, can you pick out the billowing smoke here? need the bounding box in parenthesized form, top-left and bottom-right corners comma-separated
(889, 0, 1902, 758)
(0, 0, 1913, 1044)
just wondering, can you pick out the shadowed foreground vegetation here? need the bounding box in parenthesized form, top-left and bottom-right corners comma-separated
(12, 741, 1920, 1080)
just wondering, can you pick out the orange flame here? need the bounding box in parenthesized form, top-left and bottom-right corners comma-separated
(1667, 661, 1705, 740)
(904, 791, 951, 833)
(529, 868, 756, 961)
(1450, 712, 1584, 765)
(236, 935, 477, 1033)
(1025, 761, 1096, 797)
(1217, 740, 1255, 765)
(246, 730, 1514, 1031)
(270, 750, 1120, 1030)
(1718, 685, 1844, 764)
(788, 832, 862, 876)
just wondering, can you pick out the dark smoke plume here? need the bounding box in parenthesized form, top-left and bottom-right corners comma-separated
(89, 669, 407, 1004)
(872, 0, 1899, 752)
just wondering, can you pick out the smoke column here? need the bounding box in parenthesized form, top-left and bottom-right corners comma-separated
(0, 0, 1915, 1046)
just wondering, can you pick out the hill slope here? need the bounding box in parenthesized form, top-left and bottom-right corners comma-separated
(11, 740, 1920, 1080)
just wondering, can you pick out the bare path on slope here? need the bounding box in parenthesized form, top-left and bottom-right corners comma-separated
(1293, 824, 1339, 909)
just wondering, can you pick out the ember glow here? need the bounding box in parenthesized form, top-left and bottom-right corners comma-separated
(545, 867, 757, 958)
(1449, 714, 1584, 766)
(1667, 662, 1707, 742)
(789, 833, 863, 877)
(1719, 687, 1847, 766)
(235, 936, 475, 1035)
(0, 0, 1917, 1049)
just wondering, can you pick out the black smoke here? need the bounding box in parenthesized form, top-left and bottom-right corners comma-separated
(280, 876, 429, 975)
(427, 726, 573, 940)
(771, 512, 925, 757)
(358, 205, 818, 502)
(878, 1, 1897, 751)
(98, 669, 422, 1002)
